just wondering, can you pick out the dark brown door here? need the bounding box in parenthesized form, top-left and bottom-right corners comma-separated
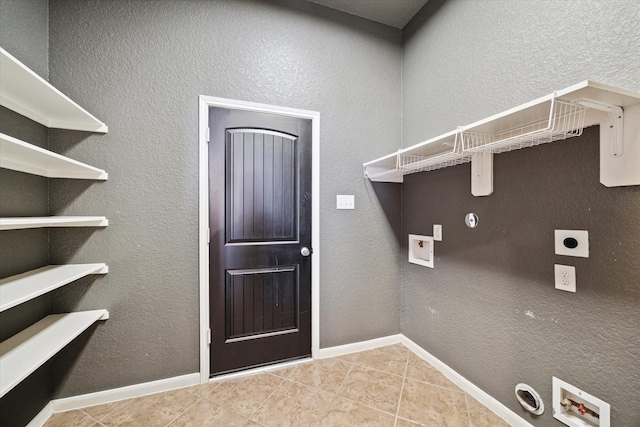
(209, 108, 312, 376)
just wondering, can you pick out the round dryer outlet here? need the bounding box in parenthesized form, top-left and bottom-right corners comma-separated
(515, 383, 544, 415)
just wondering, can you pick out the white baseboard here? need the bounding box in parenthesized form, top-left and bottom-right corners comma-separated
(50, 373, 200, 414)
(26, 402, 53, 427)
(315, 333, 403, 359)
(399, 336, 533, 427)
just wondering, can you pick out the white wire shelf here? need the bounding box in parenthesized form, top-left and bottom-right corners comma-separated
(461, 98, 587, 154)
(399, 129, 471, 174)
(0, 48, 107, 133)
(0, 309, 109, 398)
(363, 81, 640, 187)
(0, 264, 108, 312)
(363, 130, 469, 183)
(0, 133, 108, 179)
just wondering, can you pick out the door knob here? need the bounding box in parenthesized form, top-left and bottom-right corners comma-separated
(301, 247, 312, 257)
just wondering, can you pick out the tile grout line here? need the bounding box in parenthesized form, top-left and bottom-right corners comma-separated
(162, 395, 203, 427)
(287, 372, 400, 419)
(296, 357, 403, 422)
(393, 352, 410, 427)
(406, 376, 467, 394)
(465, 393, 472, 427)
(277, 354, 403, 422)
(79, 408, 103, 425)
(199, 374, 284, 423)
(352, 360, 406, 378)
(317, 357, 358, 423)
(79, 395, 136, 425)
(243, 374, 287, 423)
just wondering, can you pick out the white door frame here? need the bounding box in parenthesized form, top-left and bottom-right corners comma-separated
(198, 96, 320, 382)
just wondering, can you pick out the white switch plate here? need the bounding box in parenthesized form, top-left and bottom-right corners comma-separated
(336, 195, 355, 210)
(555, 230, 589, 257)
(554, 264, 576, 292)
(433, 224, 442, 241)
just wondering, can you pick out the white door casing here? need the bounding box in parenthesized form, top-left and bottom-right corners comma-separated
(198, 96, 320, 382)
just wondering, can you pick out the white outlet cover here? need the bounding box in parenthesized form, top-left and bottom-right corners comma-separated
(555, 230, 589, 257)
(554, 264, 576, 292)
(433, 224, 442, 241)
(336, 195, 354, 210)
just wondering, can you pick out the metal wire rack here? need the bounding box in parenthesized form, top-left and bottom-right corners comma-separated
(461, 99, 587, 154)
(398, 129, 471, 174)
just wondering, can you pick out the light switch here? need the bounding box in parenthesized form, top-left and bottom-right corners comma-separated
(336, 195, 355, 210)
(433, 224, 442, 241)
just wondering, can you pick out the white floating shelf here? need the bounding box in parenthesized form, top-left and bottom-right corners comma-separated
(0, 216, 109, 231)
(0, 264, 108, 312)
(0, 48, 107, 133)
(363, 80, 640, 192)
(0, 133, 108, 180)
(0, 309, 109, 398)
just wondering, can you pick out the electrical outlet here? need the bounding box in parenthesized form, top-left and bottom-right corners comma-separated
(336, 195, 354, 210)
(554, 264, 576, 292)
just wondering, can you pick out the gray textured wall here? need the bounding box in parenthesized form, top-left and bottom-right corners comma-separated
(0, 1, 51, 425)
(0, 0, 48, 79)
(401, 1, 640, 425)
(403, 0, 640, 146)
(47, 0, 401, 397)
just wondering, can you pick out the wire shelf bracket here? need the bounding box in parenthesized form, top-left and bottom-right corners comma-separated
(574, 99, 624, 157)
(596, 102, 640, 187)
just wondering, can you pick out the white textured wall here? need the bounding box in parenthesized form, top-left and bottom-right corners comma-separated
(47, 0, 401, 397)
(401, 1, 640, 425)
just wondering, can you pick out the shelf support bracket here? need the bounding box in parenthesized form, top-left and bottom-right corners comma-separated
(574, 100, 640, 187)
(471, 151, 493, 196)
(575, 99, 624, 157)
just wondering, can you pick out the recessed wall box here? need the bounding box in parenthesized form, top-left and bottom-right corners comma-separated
(555, 230, 589, 258)
(408, 234, 434, 268)
(515, 383, 544, 415)
(552, 377, 610, 427)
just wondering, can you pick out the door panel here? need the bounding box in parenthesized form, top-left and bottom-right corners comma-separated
(225, 266, 298, 340)
(226, 130, 297, 243)
(209, 108, 312, 376)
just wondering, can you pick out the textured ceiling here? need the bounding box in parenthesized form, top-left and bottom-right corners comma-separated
(307, 0, 428, 29)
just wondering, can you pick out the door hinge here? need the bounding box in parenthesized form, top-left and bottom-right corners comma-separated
(207, 127, 210, 143)
(207, 328, 211, 344)
(207, 228, 210, 244)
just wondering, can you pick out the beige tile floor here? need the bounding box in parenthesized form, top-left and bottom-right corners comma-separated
(43, 344, 510, 427)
